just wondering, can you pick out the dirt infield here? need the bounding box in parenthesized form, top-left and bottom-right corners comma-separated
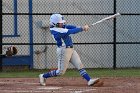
(0, 77, 139, 93)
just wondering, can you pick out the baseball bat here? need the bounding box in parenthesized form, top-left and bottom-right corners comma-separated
(91, 13, 121, 26)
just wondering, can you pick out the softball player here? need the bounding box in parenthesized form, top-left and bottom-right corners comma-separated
(39, 13, 100, 86)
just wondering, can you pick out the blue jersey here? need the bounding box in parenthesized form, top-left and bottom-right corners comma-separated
(50, 25, 83, 47)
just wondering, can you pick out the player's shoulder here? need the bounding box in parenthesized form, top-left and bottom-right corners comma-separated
(50, 27, 68, 33)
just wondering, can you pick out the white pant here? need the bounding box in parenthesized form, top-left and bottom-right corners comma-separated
(56, 46, 84, 75)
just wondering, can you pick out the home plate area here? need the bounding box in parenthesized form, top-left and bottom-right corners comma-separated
(0, 77, 139, 93)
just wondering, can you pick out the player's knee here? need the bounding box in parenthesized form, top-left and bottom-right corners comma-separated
(56, 70, 66, 76)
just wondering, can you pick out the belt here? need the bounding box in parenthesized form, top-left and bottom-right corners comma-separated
(58, 46, 73, 48)
(66, 46, 73, 48)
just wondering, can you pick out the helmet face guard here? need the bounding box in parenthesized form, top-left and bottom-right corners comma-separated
(50, 14, 66, 26)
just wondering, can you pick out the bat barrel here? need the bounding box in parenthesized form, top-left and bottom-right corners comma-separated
(91, 13, 121, 26)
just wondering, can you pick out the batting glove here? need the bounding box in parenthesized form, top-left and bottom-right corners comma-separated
(82, 24, 89, 32)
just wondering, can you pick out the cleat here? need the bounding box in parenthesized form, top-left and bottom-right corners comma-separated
(92, 80, 104, 87)
(39, 74, 46, 86)
(88, 78, 100, 86)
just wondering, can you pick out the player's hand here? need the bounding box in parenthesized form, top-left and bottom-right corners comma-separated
(82, 24, 89, 32)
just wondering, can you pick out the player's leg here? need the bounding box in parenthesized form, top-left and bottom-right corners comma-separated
(70, 50, 91, 81)
(43, 48, 73, 77)
(70, 50, 99, 86)
(39, 47, 73, 85)
(57, 48, 74, 75)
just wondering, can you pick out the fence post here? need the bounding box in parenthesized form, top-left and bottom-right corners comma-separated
(113, 0, 117, 69)
(14, 0, 18, 35)
(0, 0, 2, 71)
(29, 0, 33, 69)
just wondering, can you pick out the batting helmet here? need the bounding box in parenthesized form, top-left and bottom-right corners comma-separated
(50, 13, 66, 26)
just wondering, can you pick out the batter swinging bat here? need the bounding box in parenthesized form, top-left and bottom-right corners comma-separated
(91, 13, 121, 26)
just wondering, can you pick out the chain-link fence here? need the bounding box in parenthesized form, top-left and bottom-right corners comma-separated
(0, 0, 140, 71)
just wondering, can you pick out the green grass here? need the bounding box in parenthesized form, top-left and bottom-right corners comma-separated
(0, 68, 140, 78)
(64, 68, 140, 77)
(87, 68, 140, 77)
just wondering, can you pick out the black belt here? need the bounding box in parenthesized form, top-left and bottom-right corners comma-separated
(66, 46, 73, 48)
(58, 46, 73, 48)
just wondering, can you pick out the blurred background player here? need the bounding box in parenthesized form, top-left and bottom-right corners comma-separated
(39, 13, 100, 86)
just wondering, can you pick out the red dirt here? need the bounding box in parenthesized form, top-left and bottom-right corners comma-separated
(0, 77, 139, 93)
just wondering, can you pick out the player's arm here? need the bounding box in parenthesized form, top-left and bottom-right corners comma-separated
(66, 25, 89, 35)
(67, 27, 83, 35)
(65, 25, 76, 29)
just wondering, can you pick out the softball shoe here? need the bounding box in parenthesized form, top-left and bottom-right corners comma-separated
(39, 74, 46, 86)
(88, 78, 100, 86)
